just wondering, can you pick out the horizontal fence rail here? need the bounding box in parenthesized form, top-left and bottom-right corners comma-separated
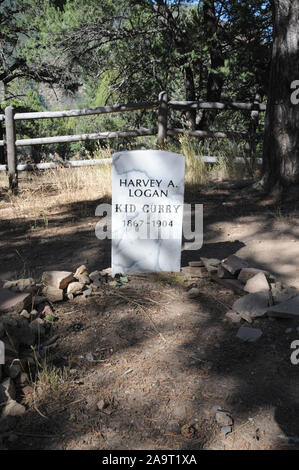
(0, 91, 266, 192)
(0, 155, 263, 173)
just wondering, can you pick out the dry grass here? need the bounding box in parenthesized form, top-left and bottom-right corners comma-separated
(0, 138, 257, 226)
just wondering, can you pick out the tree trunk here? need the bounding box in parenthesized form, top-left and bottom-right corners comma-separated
(199, 0, 224, 130)
(184, 65, 196, 130)
(260, 0, 299, 194)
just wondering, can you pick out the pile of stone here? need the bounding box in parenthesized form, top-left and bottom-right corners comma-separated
(0, 265, 111, 420)
(185, 254, 299, 340)
(41, 265, 112, 302)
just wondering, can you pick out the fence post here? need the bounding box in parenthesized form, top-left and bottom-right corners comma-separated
(157, 91, 168, 147)
(5, 106, 18, 193)
(0, 116, 4, 165)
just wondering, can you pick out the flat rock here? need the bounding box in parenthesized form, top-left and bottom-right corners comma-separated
(0, 288, 32, 313)
(200, 257, 221, 274)
(232, 291, 270, 320)
(210, 274, 244, 295)
(42, 285, 63, 302)
(217, 265, 235, 279)
(236, 326, 263, 342)
(181, 266, 207, 277)
(221, 255, 250, 276)
(267, 295, 299, 319)
(244, 272, 270, 294)
(188, 260, 204, 267)
(42, 271, 75, 290)
(238, 267, 270, 284)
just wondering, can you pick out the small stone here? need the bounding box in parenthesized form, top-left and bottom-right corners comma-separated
(267, 295, 299, 319)
(225, 310, 241, 324)
(271, 285, 299, 304)
(74, 265, 88, 279)
(89, 271, 101, 282)
(221, 425, 232, 436)
(2, 400, 25, 417)
(233, 291, 270, 320)
(200, 257, 220, 274)
(97, 399, 108, 411)
(221, 255, 249, 276)
(238, 268, 270, 284)
(0, 288, 32, 313)
(67, 282, 85, 296)
(20, 309, 30, 319)
(217, 265, 235, 279)
(85, 353, 94, 362)
(244, 272, 270, 293)
(236, 326, 263, 342)
(42, 271, 75, 290)
(215, 411, 233, 426)
(188, 287, 200, 299)
(77, 274, 91, 285)
(67, 293, 74, 300)
(188, 260, 204, 267)
(42, 285, 63, 303)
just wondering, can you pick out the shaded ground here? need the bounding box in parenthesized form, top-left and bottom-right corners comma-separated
(1, 177, 299, 449)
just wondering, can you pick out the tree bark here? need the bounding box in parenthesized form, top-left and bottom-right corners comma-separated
(199, 0, 224, 130)
(260, 0, 299, 193)
(184, 65, 196, 130)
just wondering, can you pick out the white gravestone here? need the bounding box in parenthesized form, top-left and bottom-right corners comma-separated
(112, 150, 185, 275)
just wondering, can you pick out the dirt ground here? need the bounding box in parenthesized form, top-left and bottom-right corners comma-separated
(1, 176, 299, 450)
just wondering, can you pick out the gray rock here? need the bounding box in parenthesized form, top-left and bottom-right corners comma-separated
(238, 267, 270, 284)
(221, 255, 249, 276)
(221, 425, 233, 436)
(233, 291, 270, 321)
(89, 270, 101, 282)
(267, 295, 299, 319)
(271, 285, 299, 304)
(0, 288, 32, 313)
(244, 272, 270, 294)
(236, 326, 263, 342)
(217, 265, 235, 279)
(215, 411, 233, 426)
(225, 310, 242, 324)
(188, 287, 200, 299)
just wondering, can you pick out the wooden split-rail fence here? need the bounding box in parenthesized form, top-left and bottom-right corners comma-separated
(0, 91, 266, 192)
